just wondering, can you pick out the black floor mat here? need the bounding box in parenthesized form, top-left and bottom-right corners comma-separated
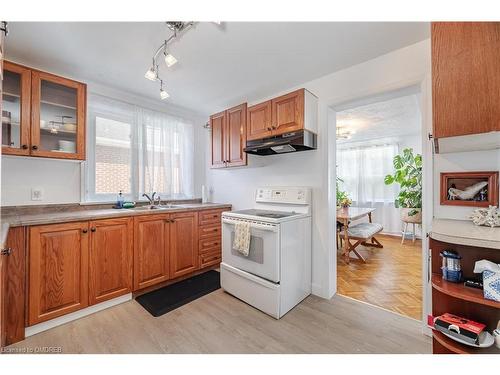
(135, 270, 220, 317)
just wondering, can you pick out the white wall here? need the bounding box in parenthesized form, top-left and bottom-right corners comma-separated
(206, 39, 433, 299)
(1, 69, 207, 206)
(433, 149, 500, 220)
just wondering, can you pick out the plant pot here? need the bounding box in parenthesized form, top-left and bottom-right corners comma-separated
(400, 207, 422, 223)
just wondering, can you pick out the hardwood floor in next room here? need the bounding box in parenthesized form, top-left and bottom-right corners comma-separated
(337, 234, 423, 320)
(5, 290, 430, 354)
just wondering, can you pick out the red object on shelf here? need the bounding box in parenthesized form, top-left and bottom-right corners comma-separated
(434, 313, 486, 345)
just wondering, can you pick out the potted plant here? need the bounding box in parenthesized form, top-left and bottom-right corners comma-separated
(336, 176, 352, 208)
(384, 148, 422, 223)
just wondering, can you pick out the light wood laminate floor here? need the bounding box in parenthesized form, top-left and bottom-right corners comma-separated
(7, 290, 430, 353)
(337, 234, 423, 320)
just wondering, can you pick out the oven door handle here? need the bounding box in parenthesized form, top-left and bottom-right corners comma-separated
(222, 218, 279, 232)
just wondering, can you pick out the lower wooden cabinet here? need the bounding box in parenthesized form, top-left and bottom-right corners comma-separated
(89, 218, 133, 305)
(133, 215, 170, 291)
(170, 212, 199, 279)
(28, 222, 90, 326)
(22, 208, 225, 328)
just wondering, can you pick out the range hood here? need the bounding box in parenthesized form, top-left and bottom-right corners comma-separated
(244, 129, 317, 156)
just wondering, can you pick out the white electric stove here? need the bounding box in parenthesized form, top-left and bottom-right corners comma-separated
(220, 187, 312, 319)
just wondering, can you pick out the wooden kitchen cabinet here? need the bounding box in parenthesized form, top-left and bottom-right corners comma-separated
(1, 60, 86, 160)
(432, 22, 500, 139)
(246, 88, 317, 141)
(247, 100, 272, 141)
(170, 211, 199, 278)
(210, 103, 247, 168)
(226, 103, 247, 167)
(2, 61, 31, 155)
(89, 218, 133, 305)
(272, 89, 305, 136)
(28, 222, 90, 326)
(133, 214, 170, 291)
(210, 110, 226, 168)
(0, 227, 26, 346)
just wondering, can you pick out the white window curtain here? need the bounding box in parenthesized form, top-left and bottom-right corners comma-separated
(136, 108, 194, 199)
(85, 94, 194, 202)
(337, 144, 401, 234)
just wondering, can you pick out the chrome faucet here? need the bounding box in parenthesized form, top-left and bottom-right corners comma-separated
(142, 192, 157, 206)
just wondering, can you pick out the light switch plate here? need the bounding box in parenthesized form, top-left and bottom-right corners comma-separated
(31, 188, 43, 201)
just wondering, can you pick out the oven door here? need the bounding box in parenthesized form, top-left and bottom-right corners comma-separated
(222, 217, 280, 283)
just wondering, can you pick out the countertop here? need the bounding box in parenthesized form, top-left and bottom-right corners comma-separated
(0, 202, 232, 244)
(430, 218, 500, 250)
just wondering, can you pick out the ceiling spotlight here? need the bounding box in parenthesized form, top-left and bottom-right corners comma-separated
(144, 67, 158, 81)
(159, 80, 169, 100)
(164, 52, 178, 67)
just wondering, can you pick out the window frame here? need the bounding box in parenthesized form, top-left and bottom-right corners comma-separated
(85, 109, 137, 203)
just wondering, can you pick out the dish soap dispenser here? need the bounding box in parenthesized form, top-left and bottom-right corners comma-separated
(116, 190, 124, 209)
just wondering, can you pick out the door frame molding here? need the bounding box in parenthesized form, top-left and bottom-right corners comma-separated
(328, 73, 433, 336)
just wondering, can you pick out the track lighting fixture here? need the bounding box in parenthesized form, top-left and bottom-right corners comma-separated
(164, 51, 177, 68)
(159, 80, 169, 100)
(144, 22, 222, 100)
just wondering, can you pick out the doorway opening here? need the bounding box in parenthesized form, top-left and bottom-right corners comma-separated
(333, 86, 424, 320)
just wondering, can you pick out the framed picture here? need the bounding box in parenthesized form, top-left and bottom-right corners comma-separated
(440, 171, 499, 207)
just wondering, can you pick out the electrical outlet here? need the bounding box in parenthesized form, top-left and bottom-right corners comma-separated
(31, 188, 43, 201)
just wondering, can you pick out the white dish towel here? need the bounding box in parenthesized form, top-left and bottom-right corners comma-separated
(233, 222, 251, 256)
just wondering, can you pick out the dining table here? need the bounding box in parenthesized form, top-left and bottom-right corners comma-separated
(336, 206, 377, 263)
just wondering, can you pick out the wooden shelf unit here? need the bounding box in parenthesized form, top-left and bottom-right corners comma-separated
(430, 237, 500, 354)
(431, 275, 500, 309)
(432, 331, 499, 354)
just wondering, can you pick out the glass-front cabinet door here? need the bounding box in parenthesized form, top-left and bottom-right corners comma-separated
(31, 71, 86, 160)
(2, 61, 31, 155)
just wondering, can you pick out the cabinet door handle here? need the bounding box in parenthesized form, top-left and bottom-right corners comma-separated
(267, 127, 272, 131)
(170, 219, 175, 223)
(1, 247, 12, 256)
(90, 227, 96, 232)
(32, 145, 38, 150)
(82, 229, 88, 234)
(22, 144, 28, 150)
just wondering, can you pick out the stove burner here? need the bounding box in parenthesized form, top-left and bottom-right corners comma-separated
(231, 209, 297, 219)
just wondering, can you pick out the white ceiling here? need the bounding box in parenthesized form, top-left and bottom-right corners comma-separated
(5, 22, 430, 116)
(336, 93, 421, 145)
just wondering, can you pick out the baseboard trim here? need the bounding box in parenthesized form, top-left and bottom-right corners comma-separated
(25, 294, 132, 337)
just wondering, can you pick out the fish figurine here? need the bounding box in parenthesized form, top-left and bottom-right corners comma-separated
(448, 181, 488, 201)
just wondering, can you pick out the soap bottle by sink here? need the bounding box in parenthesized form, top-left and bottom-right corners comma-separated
(116, 190, 124, 209)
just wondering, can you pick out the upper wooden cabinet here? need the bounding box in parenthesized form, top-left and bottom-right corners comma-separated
(247, 88, 317, 141)
(28, 222, 90, 326)
(247, 101, 272, 141)
(89, 218, 133, 305)
(2, 61, 86, 160)
(432, 22, 500, 139)
(170, 211, 199, 279)
(2, 61, 31, 155)
(210, 103, 247, 169)
(272, 89, 305, 136)
(133, 214, 170, 291)
(226, 103, 247, 167)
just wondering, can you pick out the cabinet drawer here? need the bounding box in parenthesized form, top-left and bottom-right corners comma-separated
(199, 209, 224, 226)
(199, 237, 221, 254)
(200, 250, 221, 269)
(199, 224, 221, 239)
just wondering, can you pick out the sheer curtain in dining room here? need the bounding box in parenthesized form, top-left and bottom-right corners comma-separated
(337, 143, 401, 234)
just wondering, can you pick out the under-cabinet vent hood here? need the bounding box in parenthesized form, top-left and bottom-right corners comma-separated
(244, 130, 317, 156)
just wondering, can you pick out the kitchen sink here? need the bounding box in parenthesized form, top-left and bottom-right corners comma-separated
(131, 204, 182, 211)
